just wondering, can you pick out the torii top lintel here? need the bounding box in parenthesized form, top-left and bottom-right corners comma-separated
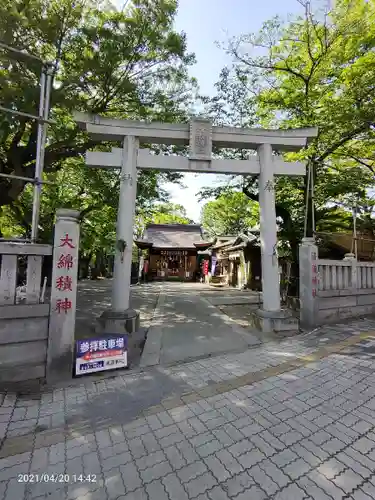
(75, 112, 318, 153)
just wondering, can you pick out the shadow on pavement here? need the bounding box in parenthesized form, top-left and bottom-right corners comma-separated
(74, 280, 161, 367)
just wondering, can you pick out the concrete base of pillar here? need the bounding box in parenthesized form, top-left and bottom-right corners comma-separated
(97, 309, 140, 335)
(251, 308, 299, 336)
(96, 309, 141, 367)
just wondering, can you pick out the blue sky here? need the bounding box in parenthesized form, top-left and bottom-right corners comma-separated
(115, 0, 306, 221)
(162, 0, 304, 222)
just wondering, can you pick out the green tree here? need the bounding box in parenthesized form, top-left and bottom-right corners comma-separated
(200, 191, 259, 237)
(0, 159, 193, 276)
(135, 202, 192, 237)
(0, 0, 197, 215)
(228, 0, 375, 232)
(199, 0, 375, 293)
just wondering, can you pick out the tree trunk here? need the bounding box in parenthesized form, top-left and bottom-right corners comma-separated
(287, 236, 300, 297)
(99, 253, 107, 277)
(90, 250, 107, 279)
(79, 253, 92, 280)
(304, 161, 317, 238)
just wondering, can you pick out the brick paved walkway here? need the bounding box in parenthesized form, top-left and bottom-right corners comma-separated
(2, 318, 375, 499)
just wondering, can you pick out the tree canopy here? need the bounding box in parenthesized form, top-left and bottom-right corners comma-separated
(0, 0, 197, 269)
(200, 191, 259, 238)
(0, 0, 196, 200)
(199, 0, 375, 266)
(2, 0, 375, 284)
(135, 202, 193, 238)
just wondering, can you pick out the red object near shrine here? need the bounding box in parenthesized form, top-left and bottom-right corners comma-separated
(203, 260, 209, 275)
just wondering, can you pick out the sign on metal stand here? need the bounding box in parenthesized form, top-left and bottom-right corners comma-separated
(75, 335, 128, 376)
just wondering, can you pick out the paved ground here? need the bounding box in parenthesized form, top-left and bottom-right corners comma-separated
(1, 316, 375, 498)
(141, 282, 262, 367)
(75, 280, 161, 366)
(1, 282, 375, 499)
(75, 281, 265, 368)
(75, 280, 160, 339)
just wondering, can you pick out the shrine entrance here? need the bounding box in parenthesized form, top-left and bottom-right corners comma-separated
(156, 250, 189, 280)
(76, 113, 317, 335)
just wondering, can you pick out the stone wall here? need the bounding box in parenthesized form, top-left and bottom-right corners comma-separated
(0, 304, 50, 389)
(317, 288, 375, 325)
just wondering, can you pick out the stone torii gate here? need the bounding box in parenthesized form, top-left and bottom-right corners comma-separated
(76, 113, 317, 334)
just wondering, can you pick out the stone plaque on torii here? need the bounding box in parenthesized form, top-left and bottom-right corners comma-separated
(75, 113, 317, 334)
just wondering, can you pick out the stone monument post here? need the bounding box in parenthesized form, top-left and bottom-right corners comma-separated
(47, 209, 80, 383)
(299, 237, 319, 329)
(343, 252, 358, 291)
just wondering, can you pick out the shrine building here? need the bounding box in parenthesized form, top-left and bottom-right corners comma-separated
(134, 224, 213, 281)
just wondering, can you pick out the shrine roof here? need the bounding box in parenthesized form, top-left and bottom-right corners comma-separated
(134, 223, 214, 249)
(212, 232, 259, 251)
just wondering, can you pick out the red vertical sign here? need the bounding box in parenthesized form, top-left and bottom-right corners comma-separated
(55, 233, 76, 314)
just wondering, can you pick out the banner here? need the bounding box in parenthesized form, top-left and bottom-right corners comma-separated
(203, 260, 209, 275)
(211, 256, 217, 275)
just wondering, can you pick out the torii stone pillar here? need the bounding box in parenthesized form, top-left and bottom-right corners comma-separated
(254, 143, 292, 333)
(112, 136, 138, 311)
(258, 143, 280, 312)
(99, 136, 140, 336)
